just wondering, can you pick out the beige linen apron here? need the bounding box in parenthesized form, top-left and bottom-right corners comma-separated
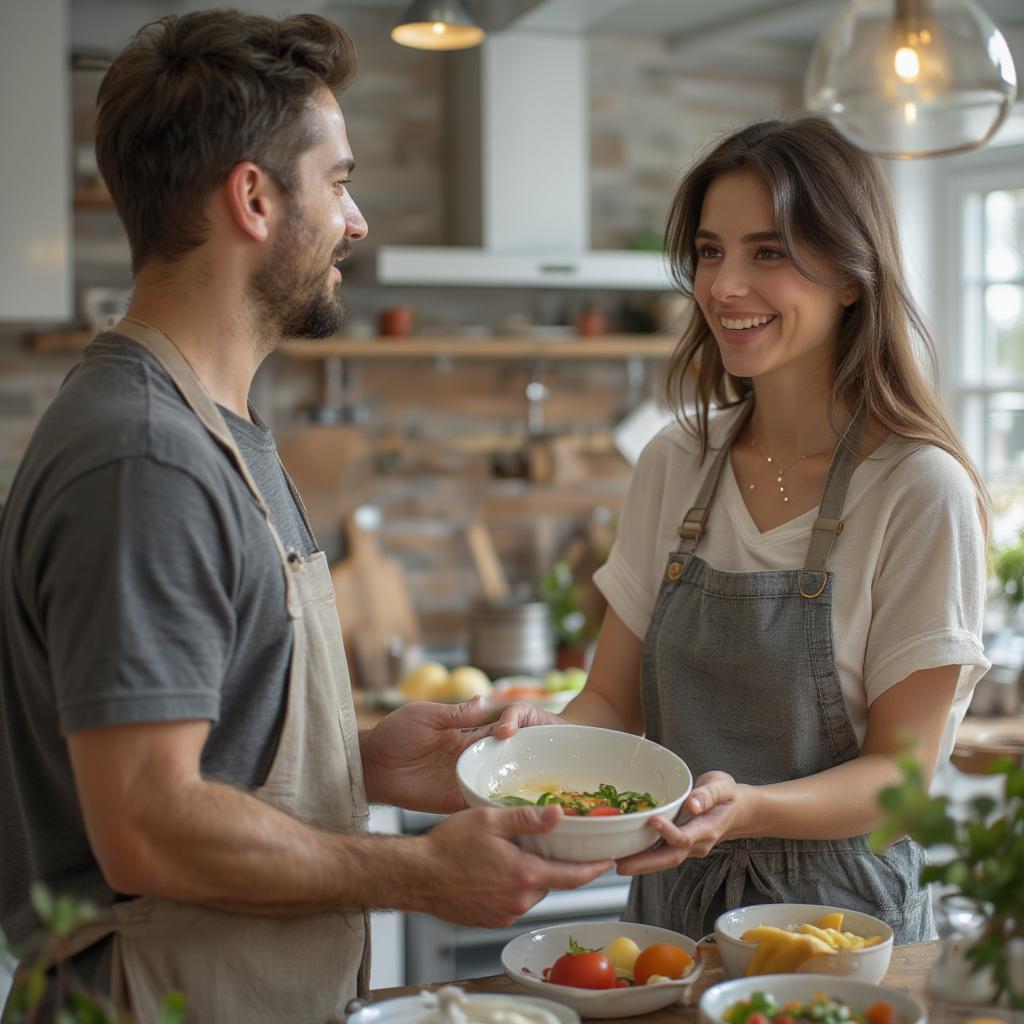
(54, 317, 371, 1023)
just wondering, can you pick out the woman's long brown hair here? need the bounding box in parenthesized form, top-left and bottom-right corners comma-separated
(663, 115, 988, 532)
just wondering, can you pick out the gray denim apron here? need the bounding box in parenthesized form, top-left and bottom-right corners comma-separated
(623, 403, 932, 944)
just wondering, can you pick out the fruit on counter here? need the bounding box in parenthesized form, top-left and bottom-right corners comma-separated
(546, 937, 616, 990)
(631, 943, 694, 984)
(603, 936, 641, 974)
(444, 665, 492, 699)
(399, 661, 450, 700)
(741, 912, 886, 975)
(538, 935, 693, 990)
(543, 667, 588, 693)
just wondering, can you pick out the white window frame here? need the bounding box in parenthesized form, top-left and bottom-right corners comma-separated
(927, 109, 1024, 484)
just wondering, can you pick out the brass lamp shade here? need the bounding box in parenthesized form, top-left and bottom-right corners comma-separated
(805, 0, 1018, 159)
(391, 0, 485, 51)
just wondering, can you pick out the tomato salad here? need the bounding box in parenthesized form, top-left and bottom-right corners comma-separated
(495, 783, 656, 816)
(725, 992, 897, 1024)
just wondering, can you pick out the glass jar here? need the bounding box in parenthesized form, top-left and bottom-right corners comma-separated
(929, 893, 1000, 1007)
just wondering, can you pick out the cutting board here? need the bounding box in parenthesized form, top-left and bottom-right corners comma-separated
(331, 510, 421, 691)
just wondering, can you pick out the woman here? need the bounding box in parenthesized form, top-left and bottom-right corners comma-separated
(495, 116, 989, 943)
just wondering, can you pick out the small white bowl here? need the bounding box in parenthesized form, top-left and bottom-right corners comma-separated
(715, 903, 894, 982)
(698, 975, 925, 1024)
(456, 724, 692, 861)
(502, 921, 702, 1020)
(350, 991, 579, 1024)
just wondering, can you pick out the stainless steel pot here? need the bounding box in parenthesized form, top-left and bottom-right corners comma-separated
(468, 600, 554, 679)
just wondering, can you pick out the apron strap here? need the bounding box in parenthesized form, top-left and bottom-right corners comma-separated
(799, 409, 864, 598)
(113, 317, 301, 618)
(675, 403, 754, 556)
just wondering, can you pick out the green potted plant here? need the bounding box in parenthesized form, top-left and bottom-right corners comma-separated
(993, 529, 1024, 613)
(540, 560, 595, 670)
(3, 883, 185, 1024)
(871, 752, 1024, 1009)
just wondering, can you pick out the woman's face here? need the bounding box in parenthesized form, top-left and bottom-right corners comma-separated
(692, 168, 855, 384)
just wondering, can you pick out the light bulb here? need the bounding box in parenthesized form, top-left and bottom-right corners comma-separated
(432, 21, 445, 34)
(894, 44, 921, 81)
(805, 0, 1018, 159)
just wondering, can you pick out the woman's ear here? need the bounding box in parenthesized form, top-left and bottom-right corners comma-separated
(840, 283, 860, 308)
(222, 161, 276, 243)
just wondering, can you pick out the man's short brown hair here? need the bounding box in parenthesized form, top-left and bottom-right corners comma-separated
(95, 10, 356, 274)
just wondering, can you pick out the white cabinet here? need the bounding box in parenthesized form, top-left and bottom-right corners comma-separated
(0, 0, 71, 322)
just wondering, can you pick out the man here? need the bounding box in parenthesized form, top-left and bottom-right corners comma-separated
(0, 11, 609, 1022)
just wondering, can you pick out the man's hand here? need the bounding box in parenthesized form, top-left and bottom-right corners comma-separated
(408, 804, 613, 927)
(490, 700, 566, 740)
(360, 696, 500, 813)
(613, 771, 741, 875)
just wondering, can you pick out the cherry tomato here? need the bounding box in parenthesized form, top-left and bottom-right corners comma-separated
(747, 1014, 770, 1024)
(614, 978, 631, 988)
(632, 943, 694, 985)
(587, 807, 623, 816)
(865, 1003, 895, 1024)
(548, 949, 616, 989)
(775, 1015, 797, 1024)
(561, 807, 581, 816)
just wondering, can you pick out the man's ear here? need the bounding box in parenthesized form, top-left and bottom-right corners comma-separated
(222, 162, 276, 243)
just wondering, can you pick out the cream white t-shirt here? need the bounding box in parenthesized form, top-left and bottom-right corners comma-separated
(593, 405, 990, 767)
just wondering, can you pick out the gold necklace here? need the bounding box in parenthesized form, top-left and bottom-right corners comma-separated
(748, 437, 835, 503)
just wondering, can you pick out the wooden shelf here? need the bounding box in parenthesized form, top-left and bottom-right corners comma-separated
(73, 185, 115, 207)
(26, 331, 676, 359)
(27, 329, 94, 353)
(278, 334, 674, 360)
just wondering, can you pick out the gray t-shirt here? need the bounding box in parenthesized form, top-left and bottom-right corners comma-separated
(0, 332, 314, 963)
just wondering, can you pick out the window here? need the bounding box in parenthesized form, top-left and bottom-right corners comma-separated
(957, 175, 1024, 485)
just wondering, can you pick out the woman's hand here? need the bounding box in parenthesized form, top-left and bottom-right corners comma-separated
(614, 771, 743, 875)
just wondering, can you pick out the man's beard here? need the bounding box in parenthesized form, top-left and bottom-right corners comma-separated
(250, 209, 347, 341)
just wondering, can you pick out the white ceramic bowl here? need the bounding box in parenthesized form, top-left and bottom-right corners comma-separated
(349, 991, 579, 1024)
(456, 724, 692, 861)
(714, 903, 894, 982)
(698, 975, 925, 1024)
(501, 921, 702, 1019)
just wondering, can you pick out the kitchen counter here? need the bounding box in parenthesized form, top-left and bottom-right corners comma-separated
(368, 943, 959, 1022)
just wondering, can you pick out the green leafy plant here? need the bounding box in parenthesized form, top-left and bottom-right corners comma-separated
(993, 530, 1024, 607)
(539, 561, 590, 647)
(2, 883, 185, 1024)
(871, 752, 1024, 1008)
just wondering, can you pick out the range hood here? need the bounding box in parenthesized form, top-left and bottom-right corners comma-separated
(376, 30, 672, 290)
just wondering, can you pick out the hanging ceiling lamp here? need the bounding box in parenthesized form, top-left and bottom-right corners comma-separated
(391, 0, 485, 51)
(805, 0, 1017, 159)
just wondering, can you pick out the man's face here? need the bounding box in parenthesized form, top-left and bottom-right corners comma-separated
(251, 88, 367, 339)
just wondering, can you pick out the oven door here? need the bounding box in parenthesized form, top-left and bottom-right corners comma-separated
(404, 871, 631, 985)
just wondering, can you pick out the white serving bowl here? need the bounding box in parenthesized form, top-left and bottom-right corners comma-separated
(714, 903, 894, 982)
(456, 724, 692, 861)
(698, 975, 925, 1024)
(501, 921, 702, 1020)
(349, 991, 579, 1024)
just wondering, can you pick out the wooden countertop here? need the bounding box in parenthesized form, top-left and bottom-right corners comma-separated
(369, 943, 946, 1023)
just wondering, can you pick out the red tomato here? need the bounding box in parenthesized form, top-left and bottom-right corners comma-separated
(614, 978, 631, 988)
(587, 807, 622, 816)
(632, 943, 694, 985)
(865, 1003, 895, 1024)
(775, 1015, 797, 1024)
(548, 949, 616, 990)
(747, 1014, 770, 1024)
(561, 807, 581, 816)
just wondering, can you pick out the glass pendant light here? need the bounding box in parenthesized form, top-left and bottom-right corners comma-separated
(391, 0, 485, 51)
(805, 0, 1017, 159)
